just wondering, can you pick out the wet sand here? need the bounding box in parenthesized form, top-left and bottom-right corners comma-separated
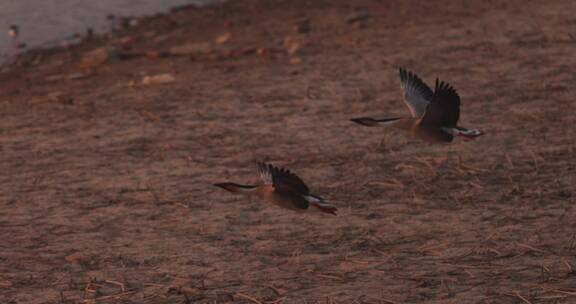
(1, 0, 575, 303)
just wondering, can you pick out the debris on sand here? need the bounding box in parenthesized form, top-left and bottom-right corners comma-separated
(142, 73, 176, 85)
(29, 91, 74, 104)
(293, 17, 311, 33)
(48, 92, 74, 104)
(346, 9, 371, 24)
(284, 36, 304, 55)
(168, 286, 201, 295)
(44, 72, 87, 82)
(289, 57, 303, 64)
(64, 252, 88, 263)
(215, 32, 232, 44)
(169, 42, 212, 56)
(78, 47, 118, 70)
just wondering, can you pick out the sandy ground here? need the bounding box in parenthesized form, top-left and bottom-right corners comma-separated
(1, 0, 576, 303)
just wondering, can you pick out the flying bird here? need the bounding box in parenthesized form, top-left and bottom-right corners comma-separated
(351, 68, 483, 143)
(214, 162, 338, 215)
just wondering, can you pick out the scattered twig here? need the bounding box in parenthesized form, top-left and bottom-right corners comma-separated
(516, 242, 548, 254)
(414, 157, 438, 178)
(235, 292, 263, 304)
(81, 291, 137, 302)
(143, 283, 166, 287)
(267, 285, 282, 296)
(467, 181, 483, 189)
(145, 182, 161, 204)
(544, 288, 576, 296)
(315, 273, 344, 281)
(504, 152, 514, 169)
(184, 294, 192, 304)
(266, 297, 285, 304)
(457, 155, 488, 173)
(524, 5, 549, 41)
(510, 291, 534, 304)
(105, 279, 126, 292)
(379, 298, 401, 304)
(562, 258, 573, 273)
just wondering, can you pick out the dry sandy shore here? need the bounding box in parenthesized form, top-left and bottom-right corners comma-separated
(1, 0, 575, 303)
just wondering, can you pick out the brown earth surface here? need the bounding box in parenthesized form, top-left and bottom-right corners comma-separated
(1, 0, 576, 303)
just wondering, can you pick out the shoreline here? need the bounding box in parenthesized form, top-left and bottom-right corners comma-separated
(1, 2, 219, 69)
(0, 0, 224, 65)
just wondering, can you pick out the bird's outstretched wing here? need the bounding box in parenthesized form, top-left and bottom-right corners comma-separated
(399, 68, 434, 117)
(257, 162, 310, 194)
(420, 78, 461, 127)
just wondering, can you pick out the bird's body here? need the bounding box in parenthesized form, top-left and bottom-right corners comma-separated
(214, 162, 338, 215)
(7, 24, 26, 58)
(351, 68, 483, 143)
(8, 25, 18, 38)
(354, 116, 456, 143)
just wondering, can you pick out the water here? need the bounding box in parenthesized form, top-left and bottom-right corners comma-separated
(0, 0, 219, 60)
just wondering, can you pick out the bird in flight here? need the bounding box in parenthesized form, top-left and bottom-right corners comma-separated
(214, 162, 338, 215)
(351, 68, 483, 143)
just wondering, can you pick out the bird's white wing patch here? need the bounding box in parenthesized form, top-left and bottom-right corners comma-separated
(399, 68, 434, 117)
(257, 162, 273, 184)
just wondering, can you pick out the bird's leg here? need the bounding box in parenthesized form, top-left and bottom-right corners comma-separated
(9, 39, 18, 62)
